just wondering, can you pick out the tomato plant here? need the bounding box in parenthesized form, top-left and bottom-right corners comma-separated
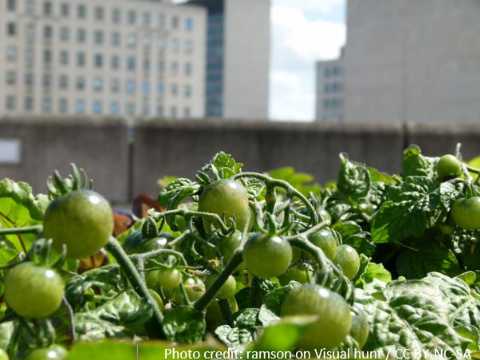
(2, 148, 480, 358)
(43, 190, 113, 259)
(5, 262, 64, 319)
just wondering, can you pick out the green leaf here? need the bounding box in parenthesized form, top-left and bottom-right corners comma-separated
(158, 178, 200, 209)
(333, 221, 375, 256)
(215, 325, 254, 350)
(268, 167, 321, 195)
(337, 153, 371, 203)
(211, 152, 243, 179)
(358, 273, 480, 357)
(402, 145, 435, 178)
(371, 177, 462, 244)
(162, 306, 206, 343)
(355, 262, 392, 288)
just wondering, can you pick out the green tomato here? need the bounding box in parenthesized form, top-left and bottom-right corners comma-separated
(148, 289, 165, 311)
(5, 262, 64, 319)
(198, 180, 251, 232)
(335, 245, 361, 280)
(279, 265, 312, 285)
(436, 154, 463, 180)
(219, 230, 243, 261)
(243, 233, 292, 278)
(281, 284, 352, 349)
(309, 228, 338, 260)
(123, 231, 171, 254)
(207, 275, 237, 299)
(184, 277, 206, 301)
(147, 269, 183, 290)
(25, 345, 67, 360)
(0, 349, 8, 360)
(452, 197, 480, 230)
(350, 307, 369, 349)
(43, 190, 113, 259)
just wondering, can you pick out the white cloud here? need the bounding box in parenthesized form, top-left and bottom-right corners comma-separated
(270, 1, 346, 121)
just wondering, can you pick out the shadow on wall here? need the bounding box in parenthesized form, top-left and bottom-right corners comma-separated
(1, 117, 479, 203)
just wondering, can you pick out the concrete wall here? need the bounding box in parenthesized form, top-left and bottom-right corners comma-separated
(0, 117, 129, 203)
(132, 119, 404, 195)
(3, 117, 480, 204)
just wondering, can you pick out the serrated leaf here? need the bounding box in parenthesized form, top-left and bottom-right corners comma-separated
(162, 306, 206, 343)
(337, 153, 371, 203)
(158, 178, 200, 209)
(211, 152, 243, 179)
(402, 145, 435, 178)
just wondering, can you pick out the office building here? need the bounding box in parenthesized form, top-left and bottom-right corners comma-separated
(187, 0, 271, 119)
(345, 0, 480, 122)
(0, 0, 206, 118)
(315, 51, 345, 121)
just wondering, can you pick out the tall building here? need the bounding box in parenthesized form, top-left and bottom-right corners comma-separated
(186, 0, 271, 120)
(345, 0, 480, 123)
(315, 51, 345, 121)
(0, 0, 206, 118)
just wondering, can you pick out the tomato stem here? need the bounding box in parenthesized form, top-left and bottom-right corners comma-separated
(0, 225, 43, 235)
(194, 251, 243, 312)
(106, 237, 165, 337)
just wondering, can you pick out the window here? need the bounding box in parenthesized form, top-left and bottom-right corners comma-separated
(94, 53, 104, 68)
(25, 74, 34, 86)
(143, 104, 150, 116)
(127, 80, 135, 94)
(6, 71, 16, 85)
(111, 78, 120, 93)
(76, 77, 85, 90)
(111, 55, 120, 69)
(60, 51, 69, 65)
(93, 78, 103, 92)
(185, 18, 193, 31)
(171, 106, 177, 118)
(143, 59, 150, 72)
(184, 107, 191, 117)
(42, 74, 51, 88)
(43, 25, 53, 39)
(92, 101, 103, 114)
(128, 10, 136, 25)
(59, 98, 68, 113)
(43, 1, 52, 16)
(25, 97, 34, 111)
(94, 31, 104, 45)
(158, 14, 165, 29)
(156, 105, 164, 117)
(7, 22, 16, 36)
(59, 75, 68, 89)
(25, 0, 34, 14)
(111, 102, 120, 115)
(94, 6, 104, 20)
(75, 99, 85, 113)
(42, 97, 52, 113)
(7, 0, 15, 12)
(6, 46, 17, 62)
(171, 84, 178, 96)
(77, 29, 86, 43)
(184, 85, 192, 98)
(184, 39, 193, 54)
(61, 3, 69, 16)
(157, 82, 164, 94)
(142, 81, 150, 95)
(158, 61, 165, 73)
(143, 12, 151, 26)
(77, 5, 86, 19)
(6, 96, 16, 111)
(127, 33, 137, 48)
(43, 49, 52, 64)
(127, 57, 136, 71)
(60, 27, 70, 41)
(171, 38, 180, 53)
(127, 103, 135, 115)
(184, 63, 192, 76)
(171, 16, 179, 29)
(77, 52, 86, 66)
(112, 32, 121, 47)
(112, 9, 121, 24)
(171, 62, 178, 75)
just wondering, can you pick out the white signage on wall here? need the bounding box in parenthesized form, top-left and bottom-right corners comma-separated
(0, 139, 21, 164)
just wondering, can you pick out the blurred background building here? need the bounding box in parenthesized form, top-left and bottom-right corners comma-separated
(343, 0, 480, 123)
(0, 0, 206, 118)
(315, 48, 344, 122)
(186, 0, 271, 120)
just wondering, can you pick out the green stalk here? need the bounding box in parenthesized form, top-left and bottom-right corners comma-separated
(106, 237, 165, 336)
(194, 251, 243, 312)
(0, 225, 43, 235)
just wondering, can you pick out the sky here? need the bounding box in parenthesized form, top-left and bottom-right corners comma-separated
(270, 0, 346, 121)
